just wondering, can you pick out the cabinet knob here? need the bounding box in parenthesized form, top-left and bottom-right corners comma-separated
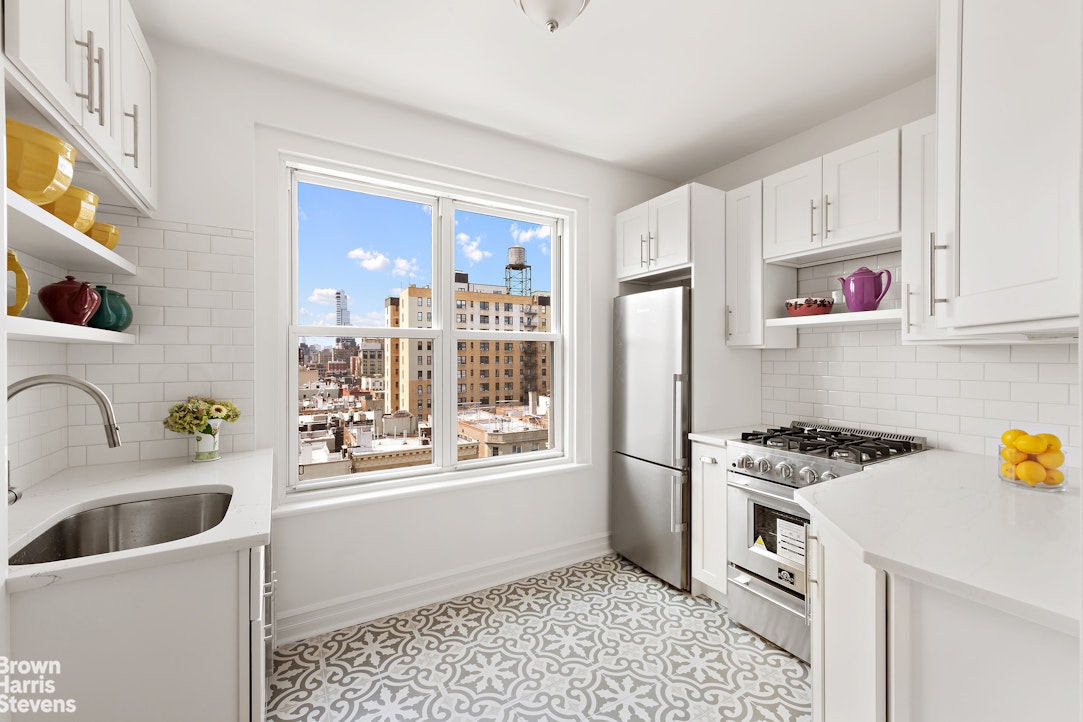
(699, 456, 718, 464)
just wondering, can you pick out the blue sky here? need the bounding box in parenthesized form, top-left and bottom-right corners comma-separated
(297, 182, 552, 328)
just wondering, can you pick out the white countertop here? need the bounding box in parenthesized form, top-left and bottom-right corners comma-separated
(688, 427, 749, 446)
(795, 449, 1081, 636)
(7, 448, 274, 593)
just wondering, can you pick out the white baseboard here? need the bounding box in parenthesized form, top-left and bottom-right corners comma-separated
(276, 533, 612, 645)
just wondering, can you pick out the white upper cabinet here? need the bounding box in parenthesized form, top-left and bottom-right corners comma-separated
(821, 130, 900, 246)
(764, 130, 900, 265)
(900, 116, 942, 342)
(725, 179, 796, 348)
(118, 0, 157, 207)
(615, 185, 692, 280)
(763, 157, 822, 259)
(5, 0, 157, 211)
(936, 0, 1080, 333)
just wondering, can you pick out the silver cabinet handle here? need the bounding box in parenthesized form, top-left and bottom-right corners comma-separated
(124, 104, 140, 167)
(96, 46, 106, 126)
(904, 283, 913, 329)
(639, 234, 647, 267)
(823, 194, 831, 237)
(74, 31, 96, 113)
(725, 305, 733, 339)
(699, 456, 718, 464)
(670, 475, 686, 533)
(929, 231, 949, 315)
(647, 232, 656, 263)
(804, 527, 818, 626)
(809, 199, 818, 240)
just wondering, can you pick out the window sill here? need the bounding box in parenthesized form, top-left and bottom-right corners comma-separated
(272, 456, 589, 519)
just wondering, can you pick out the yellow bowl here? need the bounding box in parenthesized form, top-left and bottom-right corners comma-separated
(85, 221, 119, 250)
(43, 185, 97, 232)
(5, 119, 76, 205)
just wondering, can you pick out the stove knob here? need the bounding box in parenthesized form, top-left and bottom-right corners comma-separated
(798, 467, 819, 485)
(735, 455, 754, 469)
(776, 462, 795, 480)
(821, 471, 839, 482)
(755, 458, 773, 474)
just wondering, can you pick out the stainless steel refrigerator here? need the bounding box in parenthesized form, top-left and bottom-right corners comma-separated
(611, 286, 690, 590)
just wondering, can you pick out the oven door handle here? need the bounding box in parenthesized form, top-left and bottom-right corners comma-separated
(727, 476, 797, 507)
(729, 571, 805, 617)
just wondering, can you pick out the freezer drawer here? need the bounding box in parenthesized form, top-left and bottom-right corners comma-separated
(611, 452, 689, 590)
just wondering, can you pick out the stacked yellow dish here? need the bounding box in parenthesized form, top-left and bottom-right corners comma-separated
(86, 222, 120, 250)
(43, 186, 98, 232)
(5, 119, 76, 204)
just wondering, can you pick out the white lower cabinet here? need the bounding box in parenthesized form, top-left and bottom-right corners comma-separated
(690, 442, 727, 602)
(807, 517, 885, 722)
(810, 515, 1080, 722)
(11, 547, 266, 722)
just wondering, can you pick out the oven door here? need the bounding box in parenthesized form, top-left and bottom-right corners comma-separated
(727, 472, 808, 596)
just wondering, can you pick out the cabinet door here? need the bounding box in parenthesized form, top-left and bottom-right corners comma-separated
(615, 202, 649, 279)
(900, 116, 940, 342)
(810, 520, 887, 722)
(763, 157, 822, 259)
(725, 180, 764, 347)
(79, 0, 123, 161)
(648, 184, 691, 271)
(822, 129, 899, 246)
(4, 0, 83, 122)
(118, 0, 156, 207)
(937, 0, 1081, 330)
(690, 443, 726, 599)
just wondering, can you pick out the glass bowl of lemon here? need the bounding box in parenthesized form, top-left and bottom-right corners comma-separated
(998, 429, 1066, 491)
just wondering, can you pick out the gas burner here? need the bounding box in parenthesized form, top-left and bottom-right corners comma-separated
(728, 421, 926, 489)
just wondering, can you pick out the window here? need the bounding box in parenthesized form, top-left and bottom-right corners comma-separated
(287, 168, 563, 492)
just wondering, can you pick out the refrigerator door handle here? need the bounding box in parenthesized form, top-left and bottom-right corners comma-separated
(670, 474, 687, 533)
(672, 373, 685, 467)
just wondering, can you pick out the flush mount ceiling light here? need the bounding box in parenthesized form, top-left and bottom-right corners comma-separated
(515, 0, 592, 33)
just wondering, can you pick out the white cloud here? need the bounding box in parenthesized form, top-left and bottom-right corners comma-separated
(348, 246, 391, 272)
(391, 257, 421, 277)
(308, 288, 340, 305)
(456, 233, 492, 265)
(510, 223, 551, 244)
(351, 311, 385, 327)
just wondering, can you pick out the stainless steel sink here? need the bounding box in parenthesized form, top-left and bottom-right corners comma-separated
(9, 492, 232, 565)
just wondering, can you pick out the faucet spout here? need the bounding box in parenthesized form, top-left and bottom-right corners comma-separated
(8, 374, 122, 448)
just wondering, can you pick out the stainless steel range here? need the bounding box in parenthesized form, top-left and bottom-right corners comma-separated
(725, 421, 926, 662)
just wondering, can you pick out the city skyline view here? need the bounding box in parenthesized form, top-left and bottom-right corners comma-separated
(296, 181, 553, 329)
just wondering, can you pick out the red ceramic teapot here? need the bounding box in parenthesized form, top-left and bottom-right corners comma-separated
(38, 276, 101, 326)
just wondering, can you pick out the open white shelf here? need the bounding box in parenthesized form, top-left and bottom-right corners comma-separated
(6, 316, 134, 344)
(6, 190, 136, 275)
(764, 308, 902, 328)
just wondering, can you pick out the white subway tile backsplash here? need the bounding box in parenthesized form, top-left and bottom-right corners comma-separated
(139, 247, 188, 270)
(164, 307, 212, 327)
(165, 269, 212, 290)
(764, 324, 1079, 459)
(164, 230, 212, 253)
(137, 217, 187, 231)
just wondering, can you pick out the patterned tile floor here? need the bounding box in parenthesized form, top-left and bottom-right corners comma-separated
(267, 555, 811, 722)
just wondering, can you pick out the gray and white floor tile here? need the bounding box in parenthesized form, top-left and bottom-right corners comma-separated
(267, 554, 811, 722)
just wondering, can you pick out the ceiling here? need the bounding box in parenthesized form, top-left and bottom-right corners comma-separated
(129, 0, 937, 183)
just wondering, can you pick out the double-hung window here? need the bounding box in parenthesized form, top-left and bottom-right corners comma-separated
(290, 168, 562, 491)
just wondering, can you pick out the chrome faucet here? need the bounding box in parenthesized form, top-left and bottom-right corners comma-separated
(7, 375, 122, 504)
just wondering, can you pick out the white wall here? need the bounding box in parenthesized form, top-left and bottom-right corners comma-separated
(30, 40, 666, 641)
(694, 76, 936, 191)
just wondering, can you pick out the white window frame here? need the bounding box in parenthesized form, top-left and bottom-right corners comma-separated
(266, 148, 572, 500)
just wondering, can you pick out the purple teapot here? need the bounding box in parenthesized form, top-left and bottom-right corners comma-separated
(838, 267, 891, 312)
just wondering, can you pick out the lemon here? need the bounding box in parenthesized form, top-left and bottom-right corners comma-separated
(1036, 450, 1065, 469)
(1044, 469, 1066, 486)
(1013, 434, 1048, 454)
(1038, 433, 1062, 452)
(999, 461, 1018, 479)
(1001, 429, 1028, 448)
(1015, 460, 1047, 485)
(1000, 447, 1028, 464)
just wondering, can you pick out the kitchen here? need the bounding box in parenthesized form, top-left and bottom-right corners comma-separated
(0, 1, 1079, 721)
